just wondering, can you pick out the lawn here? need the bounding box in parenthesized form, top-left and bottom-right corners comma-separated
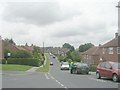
(36, 54, 50, 72)
(0, 64, 33, 71)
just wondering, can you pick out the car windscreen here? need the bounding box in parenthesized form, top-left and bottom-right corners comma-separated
(62, 63, 69, 65)
(77, 63, 88, 67)
(112, 63, 120, 69)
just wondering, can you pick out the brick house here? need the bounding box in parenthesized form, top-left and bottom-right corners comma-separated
(81, 33, 120, 65)
(99, 34, 120, 62)
(81, 46, 100, 65)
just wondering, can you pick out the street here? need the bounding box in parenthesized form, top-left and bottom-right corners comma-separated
(1, 54, 120, 89)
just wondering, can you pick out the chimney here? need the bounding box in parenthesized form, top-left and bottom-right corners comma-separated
(99, 44, 101, 46)
(115, 33, 118, 38)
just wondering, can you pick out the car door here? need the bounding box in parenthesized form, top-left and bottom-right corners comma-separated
(104, 62, 112, 78)
(98, 62, 106, 77)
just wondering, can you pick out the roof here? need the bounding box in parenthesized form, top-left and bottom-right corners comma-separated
(101, 37, 120, 47)
(81, 46, 100, 55)
(17, 46, 27, 51)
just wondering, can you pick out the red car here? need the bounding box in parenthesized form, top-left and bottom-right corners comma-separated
(96, 61, 120, 82)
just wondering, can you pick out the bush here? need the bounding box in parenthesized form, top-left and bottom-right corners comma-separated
(89, 64, 97, 72)
(0, 59, 6, 64)
(12, 50, 32, 58)
(6, 58, 42, 67)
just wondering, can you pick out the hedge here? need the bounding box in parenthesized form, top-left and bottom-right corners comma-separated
(2, 58, 42, 67)
(0, 59, 6, 64)
(89, 64, 97, 72)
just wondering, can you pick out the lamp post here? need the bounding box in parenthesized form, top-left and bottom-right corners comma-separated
(116, 1, 120, 36)
(116, 1, 120, 63)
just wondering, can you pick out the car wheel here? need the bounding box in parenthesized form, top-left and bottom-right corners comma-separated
(86, 72, 89, 75)
(112, 74, 119, 82)
(96, 72, 101, 79)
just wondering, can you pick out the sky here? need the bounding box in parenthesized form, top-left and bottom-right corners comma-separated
(0, 0, 119, 48)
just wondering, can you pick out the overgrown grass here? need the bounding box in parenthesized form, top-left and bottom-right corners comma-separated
(36, 54, 50, 72)
(0, 64, 33, 71)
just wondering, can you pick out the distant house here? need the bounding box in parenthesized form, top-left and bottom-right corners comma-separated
(81, 33, 120, 65)
(81, 46, 100, 65)
(20, 46, 34, 53)
(4, 41, 19, 52)
(44, 47, 70, 56)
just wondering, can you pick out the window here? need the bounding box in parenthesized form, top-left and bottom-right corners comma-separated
(103, 48, 105, 54)
(105, 63, 111, 69)
(108, 47, 113, 54)
(117, 47, 120, 54)
(99, 62, 106, 68)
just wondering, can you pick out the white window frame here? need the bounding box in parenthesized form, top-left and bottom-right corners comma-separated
(108, 47, 113, 54)
(103, 48, 105, 54)
(117, 47, 120, 54)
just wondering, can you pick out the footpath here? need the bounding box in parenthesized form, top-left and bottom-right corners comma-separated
(26, 58, 47, 72)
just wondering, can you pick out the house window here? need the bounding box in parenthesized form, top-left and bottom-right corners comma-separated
(103, 48, 105, 54)
(108, 47, 113, 54)
(117, 47, 120, 54)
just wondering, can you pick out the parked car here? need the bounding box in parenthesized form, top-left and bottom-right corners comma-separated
(61, 62, 69, 70)
(50, 62, 53, 65)
(70, 62, 89, 74)
(96, 61, 120, 82)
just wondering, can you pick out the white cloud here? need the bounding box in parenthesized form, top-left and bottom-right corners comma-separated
(0, 0, 118, 48)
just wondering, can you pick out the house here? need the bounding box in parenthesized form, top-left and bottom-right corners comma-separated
(99, 33, 120, 62)
(81, 33, 120, 65)
(81, 46, 100, 65)
(42, 47, 70, 56)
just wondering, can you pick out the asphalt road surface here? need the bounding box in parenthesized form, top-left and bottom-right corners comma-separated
(1, 54, 120, 89)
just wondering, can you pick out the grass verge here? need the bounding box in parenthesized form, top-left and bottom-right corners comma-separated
(0, 64, 33, 71)
(36, 54, 50, 72)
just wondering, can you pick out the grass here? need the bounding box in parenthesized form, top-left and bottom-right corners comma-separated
(36, 53, 50, 72)
(0, 64, 33, 71)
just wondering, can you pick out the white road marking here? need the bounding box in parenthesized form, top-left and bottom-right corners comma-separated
(45, 73, 50, 79)
(48, 72, 68, 89)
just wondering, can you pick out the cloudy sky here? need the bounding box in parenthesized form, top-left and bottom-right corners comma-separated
(0, 0, 119, 48)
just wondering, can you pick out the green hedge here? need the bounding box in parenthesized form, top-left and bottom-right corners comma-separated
(89, 64, 97, 72)
(0, 59, 6, 64)
(3, 58, 42, 67)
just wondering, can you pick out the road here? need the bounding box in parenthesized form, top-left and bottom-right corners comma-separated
(1, 54, 120, 89)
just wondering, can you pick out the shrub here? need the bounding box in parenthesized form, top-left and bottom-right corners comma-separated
(12, 50, 32, 58)
(7, 58, 42, 67)
(0, 59, 6, 64)
(89, 64, 97, 72)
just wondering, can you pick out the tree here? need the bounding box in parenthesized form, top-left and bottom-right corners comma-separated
(4, 38, 15, 45)
(79, 43, 94, 52)
(63, 43, 75, 51)
(70, 51, 81, 62)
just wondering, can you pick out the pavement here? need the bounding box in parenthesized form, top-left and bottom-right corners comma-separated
(26, 56, 47, 72)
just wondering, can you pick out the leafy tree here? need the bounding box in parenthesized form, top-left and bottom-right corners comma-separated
(70, 51, 81, 62)
(79, 43, 94, 52)
(4, 38, 15, 45)
(63, 43, 75, 51)
(4, 49, 13, 59)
